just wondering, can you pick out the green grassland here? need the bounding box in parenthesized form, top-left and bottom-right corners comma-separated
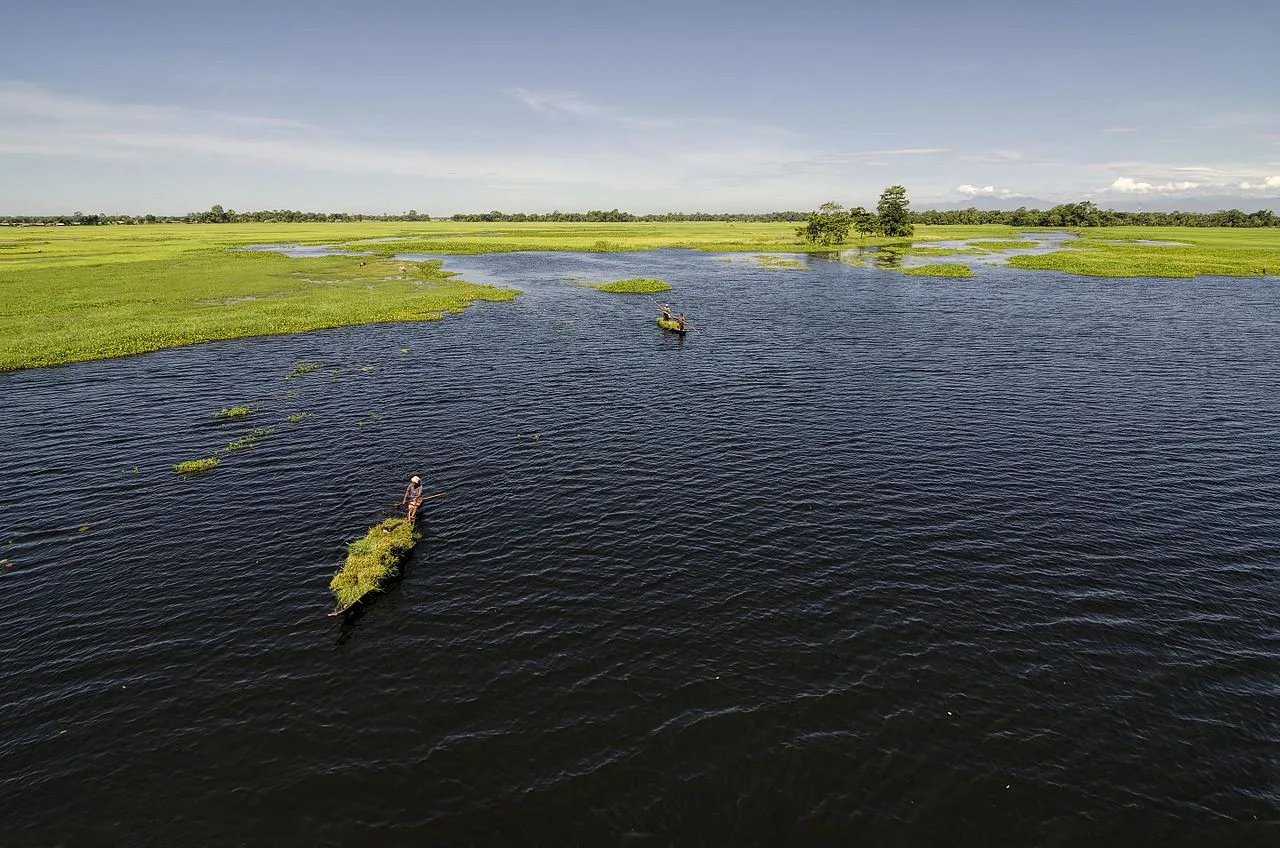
(3, 221, 1276, 370)
(0, 224, 519, 370)
(1007, 227, 1279, 277)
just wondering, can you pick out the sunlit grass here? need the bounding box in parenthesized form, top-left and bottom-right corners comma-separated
(329, 517, 422, 612)
(0, 225, 520, 371)
(1007, 227, 1280, 277)
(898, 263, 975, 277)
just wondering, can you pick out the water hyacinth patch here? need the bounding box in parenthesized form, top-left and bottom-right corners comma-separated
(215, 406, 251, 419)
(173, 457, 220, 474)
(586, 278, 672, 293)
(225, 427, 274, 451)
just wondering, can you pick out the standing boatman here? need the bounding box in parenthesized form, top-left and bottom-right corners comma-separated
(402, 475, 424, 522)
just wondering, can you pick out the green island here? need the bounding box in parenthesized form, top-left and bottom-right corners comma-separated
(586, 277, 672, 293)
(2, 221, 1277, 370)
(898, 263, 976, 278)
(329, 517, 422, 614)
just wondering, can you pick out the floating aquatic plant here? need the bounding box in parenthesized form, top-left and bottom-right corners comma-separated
(286, 412, 312, 423)
(329, 517, 422, 613)
(215, 405, 251, 419)
(173, 457, 220, 474)
(286, 361, 321, 379)
(586, 278, 672, 293)
(225, 427, 274, 452)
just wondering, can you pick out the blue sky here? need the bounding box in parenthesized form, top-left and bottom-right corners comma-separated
(2, 0, 1277, 214)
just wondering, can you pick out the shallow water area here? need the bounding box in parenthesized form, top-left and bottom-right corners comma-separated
(4, 249, 1280, 844)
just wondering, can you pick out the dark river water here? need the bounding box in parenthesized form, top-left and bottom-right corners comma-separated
(4, 250, 1280, 845)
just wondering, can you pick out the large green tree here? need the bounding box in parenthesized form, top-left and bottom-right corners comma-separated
(849, 205, 878, 238)
(876, 185, 914, 237)
(796, 201, 852, 245)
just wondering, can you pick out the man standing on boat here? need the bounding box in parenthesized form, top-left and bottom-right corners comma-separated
(402, 475, 424, 522)
(658, 303, 674, 322)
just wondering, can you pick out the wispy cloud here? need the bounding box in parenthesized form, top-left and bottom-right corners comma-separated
(507, 86, 673, 129)
(1101, 126, 1138, 133)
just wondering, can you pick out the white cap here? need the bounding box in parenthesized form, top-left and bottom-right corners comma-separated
(410, 475, 420, 484)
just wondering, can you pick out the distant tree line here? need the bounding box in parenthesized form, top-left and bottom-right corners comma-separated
(2, 200, 1276, 228)
(910, 201, 1277, 228)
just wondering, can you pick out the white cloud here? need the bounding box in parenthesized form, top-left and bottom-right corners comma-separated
(1238, 175, 1280, 190)
(954, 184, 1014, 197)
(1109, 177, 1199, 194)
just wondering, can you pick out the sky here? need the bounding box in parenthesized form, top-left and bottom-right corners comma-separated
(2, 0, 1277, 215)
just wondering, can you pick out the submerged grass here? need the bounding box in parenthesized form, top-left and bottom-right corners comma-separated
(898, 263, 976, 277)
(587, 277, 671, 293)
(329, 517, 422, 612)
(1007, 227, 1280, 277)
(173, 457, 220, 474)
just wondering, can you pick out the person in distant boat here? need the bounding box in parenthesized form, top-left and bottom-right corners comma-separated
(658, 303, 674, 322)
(403, 475, 424, 522)
(677, 313, 687, 331)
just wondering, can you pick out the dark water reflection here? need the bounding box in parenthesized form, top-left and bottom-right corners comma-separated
(3, 250, 1280, 844)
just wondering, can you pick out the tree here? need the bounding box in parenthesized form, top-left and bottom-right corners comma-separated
(876, 186, 913, 237)
(796, 201, 852, 245)
(849, 205, 878, 238)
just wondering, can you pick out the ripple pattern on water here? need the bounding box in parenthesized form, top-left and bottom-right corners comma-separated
(3, 250, 1280, 844)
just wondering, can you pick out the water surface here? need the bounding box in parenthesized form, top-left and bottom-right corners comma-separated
(3, 250, 1279, 844)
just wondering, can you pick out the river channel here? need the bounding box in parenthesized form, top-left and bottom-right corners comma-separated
(3, 249, 1279, 844)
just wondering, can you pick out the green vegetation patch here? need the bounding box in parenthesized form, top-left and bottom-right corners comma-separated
(897, 246, 987, 257)
(215, 405, 251, 419)
(286, 412, 312, 423)
(0, 227, 520, 371)
(173, 457, 220, 474)
(754, 254, 804, 268)
(225, 427, 274, 452)
(1006, 227, 1280, 277)
(287, 361, 322, 379)
(329, 517, 422, 612)
(970, 240, 1034, 251)
(898, 263, 975, 277)
(587, 277, 672, 293)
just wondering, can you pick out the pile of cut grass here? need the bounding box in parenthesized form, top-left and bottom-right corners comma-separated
(329, 517, 422, 612)
(899, 263, 975, 277)
(173, 457, 220, 474)
(586, 277, 672, 293)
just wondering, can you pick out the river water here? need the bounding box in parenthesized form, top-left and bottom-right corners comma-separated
(3, 249, 1279, 844)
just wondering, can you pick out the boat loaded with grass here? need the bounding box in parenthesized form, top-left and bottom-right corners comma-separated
(328, 517, 422, 616)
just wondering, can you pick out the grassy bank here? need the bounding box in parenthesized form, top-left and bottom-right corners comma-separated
(0, 226, 518, 369)
(1007, 227, 1280, 277)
